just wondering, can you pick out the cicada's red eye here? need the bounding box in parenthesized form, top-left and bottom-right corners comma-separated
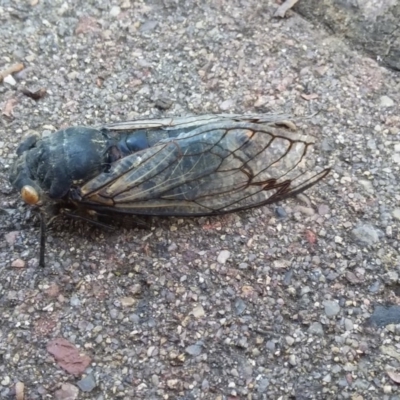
(21, 185, 40, 205)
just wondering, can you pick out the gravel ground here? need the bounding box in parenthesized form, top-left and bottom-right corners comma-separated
(1, 0, 400, 399)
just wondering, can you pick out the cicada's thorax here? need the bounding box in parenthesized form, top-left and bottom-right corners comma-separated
(10, 127, 113, 205)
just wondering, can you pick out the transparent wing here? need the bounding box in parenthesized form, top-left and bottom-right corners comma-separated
(78, 121, 330, 216)
(101, 113, 295, 132)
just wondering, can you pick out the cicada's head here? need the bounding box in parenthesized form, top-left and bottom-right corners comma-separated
(20, 184, 42, 205)
(10, 127, 113, 208)
(9, 134, 46, 207)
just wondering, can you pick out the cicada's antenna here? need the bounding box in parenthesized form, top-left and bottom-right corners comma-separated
(39, 211, 46, 268)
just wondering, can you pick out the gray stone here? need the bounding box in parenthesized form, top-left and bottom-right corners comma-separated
(285, 336, 295, 346)
(217, 250, 230, 264)
(140, 20, 158, 32)
(352, 224, 380, 245)
(369, 305, 400, 327)
(266, 340, 276, 351)
(369, 281, 381, 293)
(109, 6, 121, 17)
(308, 322, 324, 336)
(323, 300, 341, 317)
(77, 374, 97, 392)
(393, 209, 400, 221)
(185, 344, 202, 356)
(380, 95, 395, 108)
(288, 354, 297, 366)
(344, 318, 354, 331)
(70, 295, 81, 307)
(257, 378, 269, 393)
(295, 0, 400, 70)
(234, 298, 246, 315)
(275, 206, 287, 218)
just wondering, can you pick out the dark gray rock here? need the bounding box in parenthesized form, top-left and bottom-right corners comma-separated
(295, 0, 400, 70)
(368, 305, 400, 327)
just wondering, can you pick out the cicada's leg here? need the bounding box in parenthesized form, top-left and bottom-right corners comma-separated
(62, 209, 116, 231)
(39, 212, 46, 268)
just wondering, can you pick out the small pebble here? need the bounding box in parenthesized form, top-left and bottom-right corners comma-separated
(129, 313, 140, 323)
(359, 179, 374, 194)
(54, 383, 79, 400)
(191, 305, 205, 318)
(140, 20, 158, 32)
(393, 209, 400, 221)
(77, 374, 97, 392)
(334, 236, 343, 244)
(288, 355, 297, 366)
(275, 206, 287, 218)
(380, 95, 395, 108)
(167, 379, 178, 389)
(201, 379, 209, 390)
(70, 295, 81, 307)
(168, 242, 178, 251)
(318, 204, 330, 215)
(266, 340, 276, 351)
(234, 298, 246, 315)
(120, 297, 136, 307)
(344, 318, 354, 331)
(323, 374, 332, 383)
(323, 300, 341, 317)
(151, 375, 159, 386)
(219, 99, 235, 111)
(283, 270, 293, 286)
(5, 231, 19, 246)
(1, 376, 10, 386)
(301, 286, 310, 295)
(383, 385, 392, 394)
(285, 336, 295, 346)
(217, 250, 230, 264)
(185, 344, 202, 356)
(11, 259, 25, 268)
(352, 225, 380, 245)
(257, 378, 269, 393)
(369, 281, 381, 293)
(109, 6, 121, 16)
(3, 75, 16, 85)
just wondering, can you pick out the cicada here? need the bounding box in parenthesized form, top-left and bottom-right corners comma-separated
(9, 114, 330, 266)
